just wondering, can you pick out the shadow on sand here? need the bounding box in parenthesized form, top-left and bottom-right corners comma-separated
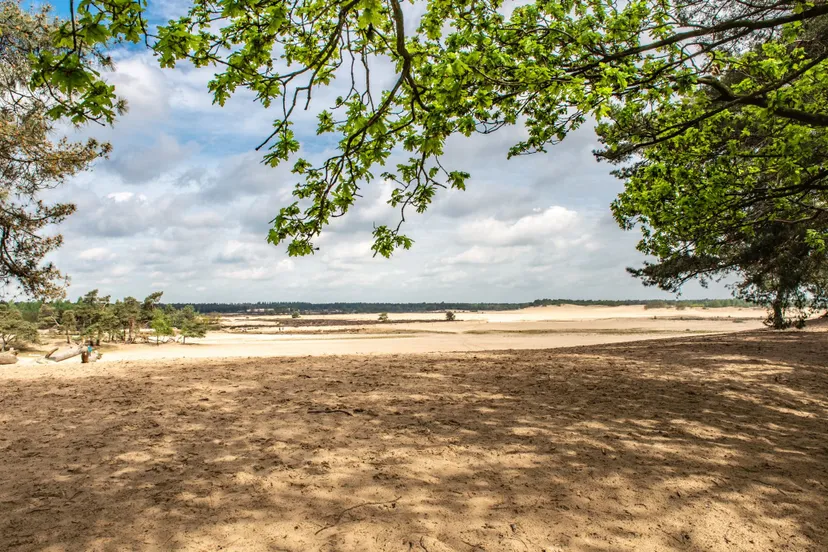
(0, 328, 826, 551)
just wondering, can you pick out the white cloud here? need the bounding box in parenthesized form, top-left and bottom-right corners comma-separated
(459, 206, 581, 247)
(110, 265, 132, 277)
(41, 43, 732, 303)
(107, 192, 134, 202)
(78, 247, 115, 261)
(443, 245, 531, 265)
(219, 259, 294, 281)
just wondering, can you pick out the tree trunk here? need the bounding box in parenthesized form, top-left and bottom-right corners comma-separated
(771, 297, 785, 329)
(48, 346, 84, 362)
(128, 319, 134, 342)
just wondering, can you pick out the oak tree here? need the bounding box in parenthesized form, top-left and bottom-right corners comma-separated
(37, 0, 827, 257)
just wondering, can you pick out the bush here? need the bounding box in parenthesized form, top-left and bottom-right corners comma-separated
(378, 312, 389, 322)
(291, 311, 301, 319)
(445, 311, 456, 321)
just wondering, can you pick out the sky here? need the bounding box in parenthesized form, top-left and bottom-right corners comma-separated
(41, 1, 729, 304)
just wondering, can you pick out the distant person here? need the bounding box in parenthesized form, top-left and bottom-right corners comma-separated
(82, 341, 94, 363)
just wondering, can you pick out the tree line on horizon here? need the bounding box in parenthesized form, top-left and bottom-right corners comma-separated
(159, 298, 754, 315)
(2, 0, 828, 328)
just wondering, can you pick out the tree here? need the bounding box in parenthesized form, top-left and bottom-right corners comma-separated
(60, 309, 76, 344)
(180, 315, 208, 344)
(171, 304, 196, 329)
(119, 297, 141, 342)
(95, 305, 119, 343)
(378, 312, 389, 322)
(445, 311, 456, 321)
(0, 1, 114, 299)
(35, 0, 828, 258)
(150, 310, 173, 345)
(607, 16, 828, 326)
(625, 219, 828, 328)
(0, 303, 38, 351)
(74, 289, 110, 344)
(291, 311, 301, 319)
(140, 292, 163, 325)
(37, 302, 59, 330)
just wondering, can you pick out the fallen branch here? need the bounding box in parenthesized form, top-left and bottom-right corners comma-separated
(307, 408, 354, 416)
(314, 496, 402, 534)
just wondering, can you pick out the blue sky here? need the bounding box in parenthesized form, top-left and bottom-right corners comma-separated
(39, 1, 730, 303)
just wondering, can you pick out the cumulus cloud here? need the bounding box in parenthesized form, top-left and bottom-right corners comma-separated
(107, 133, 200, 184)
(44, 41, 730, 303)
(220, 259, 295, 281)
(78, 247, 115, 261)
(458, 206, 581, 247)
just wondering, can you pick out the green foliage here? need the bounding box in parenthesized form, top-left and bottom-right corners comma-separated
(141, 292, 164, 324)
(180, 317, 208, 343)
(291, 310, 301, 319)
(445, 311, 456, 321)
(150, 310, 173, 345)
(0, 303, 38, 350)
(59, 310, 76, 343)
(174, 305, 208, 343)
(119, 296, 142, 342)
(378, 312, 389, 322)
(16, 291, 212, 344)
(37, 303, 58, 329)
(0, 1, 112, 299)
(608, 15, 828, 326)
(34, 0, 828, 261)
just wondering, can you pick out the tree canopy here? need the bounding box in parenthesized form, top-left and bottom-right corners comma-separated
(37, 0, 828, 258)
(0, 1, 114, 299)
(26, 0, 828, 323)
(0, 303, 38, 351)
(605, 10, 828, 326)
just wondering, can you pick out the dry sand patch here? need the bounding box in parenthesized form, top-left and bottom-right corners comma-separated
(1, 327, 826, 551)
(84, 307, 766, 363)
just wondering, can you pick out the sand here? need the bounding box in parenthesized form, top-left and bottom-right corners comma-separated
(19, 305, 764, 365)
(1, 321, 826, 551)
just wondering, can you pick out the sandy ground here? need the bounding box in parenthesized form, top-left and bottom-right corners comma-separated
(24, 306, 764, 364)
(227, 305, 763, 323)
(1, 325, 825, 551)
